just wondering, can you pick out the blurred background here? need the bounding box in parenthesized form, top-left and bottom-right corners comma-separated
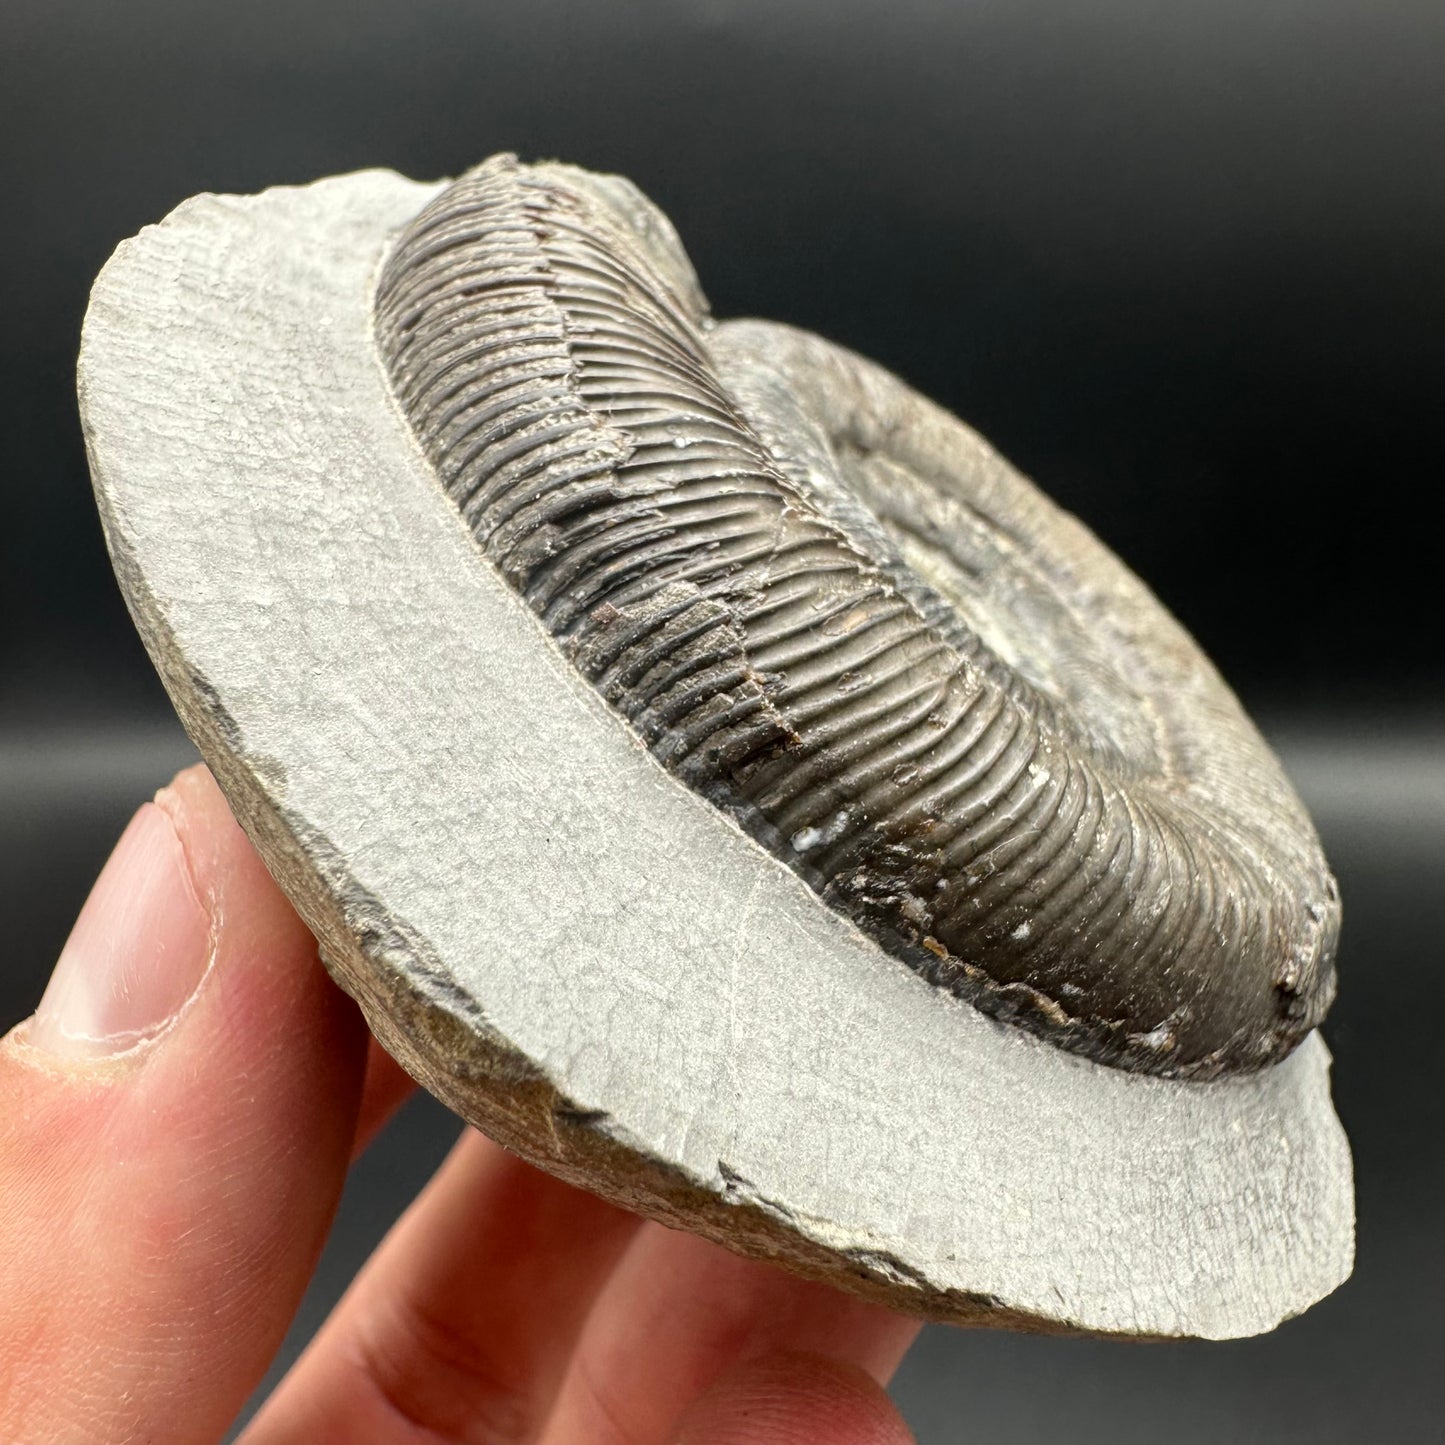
(2, 1, 1440, 1439)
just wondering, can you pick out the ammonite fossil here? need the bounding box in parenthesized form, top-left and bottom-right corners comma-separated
(78, 157, 1352, 1337)
(373, 154, 1338, 1080)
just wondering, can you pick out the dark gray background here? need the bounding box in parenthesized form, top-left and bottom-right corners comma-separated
(2, 2, 1440, 1440)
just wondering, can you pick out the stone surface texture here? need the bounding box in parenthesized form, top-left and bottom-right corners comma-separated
(79, 169, 1354, 1339)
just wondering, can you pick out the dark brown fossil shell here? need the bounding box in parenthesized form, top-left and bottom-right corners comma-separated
(373, 153, 1339, 1079)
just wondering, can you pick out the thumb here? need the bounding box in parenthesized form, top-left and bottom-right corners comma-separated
(0, 764, 368, 1444)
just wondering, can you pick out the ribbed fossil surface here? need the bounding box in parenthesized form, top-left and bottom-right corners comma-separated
(373, 154, 1339, 1078)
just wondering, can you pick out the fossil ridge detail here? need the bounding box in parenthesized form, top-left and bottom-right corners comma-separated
(374, 153, 1338, 1078)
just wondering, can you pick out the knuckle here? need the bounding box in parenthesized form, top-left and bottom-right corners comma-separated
(351, 1293, 540, 1445)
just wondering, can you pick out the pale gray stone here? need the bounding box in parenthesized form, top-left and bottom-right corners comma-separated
(78, 169, 1354, 1338)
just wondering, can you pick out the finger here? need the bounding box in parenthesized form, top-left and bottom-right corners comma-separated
(352, 1035, 417, 1159)
(671, 1353, 917, 1445)
(0, 764, 369, 1445)
(242, 1129, 641, 1445)
(541, 1227, 922, 1445)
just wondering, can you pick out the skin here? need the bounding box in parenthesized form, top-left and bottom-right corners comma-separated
(0, 765, 921, 1443)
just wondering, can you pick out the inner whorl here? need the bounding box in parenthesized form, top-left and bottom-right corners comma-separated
(373, 153, 1339, 1078)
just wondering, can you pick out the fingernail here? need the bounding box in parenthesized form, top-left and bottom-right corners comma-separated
(29, 801, 212, 1059)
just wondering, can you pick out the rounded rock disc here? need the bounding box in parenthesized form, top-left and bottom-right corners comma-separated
(79, 165, 1353, 1339)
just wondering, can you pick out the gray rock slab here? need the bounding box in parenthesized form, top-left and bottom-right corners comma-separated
(78, 169, 1354, 1339)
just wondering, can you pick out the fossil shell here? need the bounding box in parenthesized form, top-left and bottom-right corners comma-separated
(373, 154, 1338, 1079)
(79, 165, 1353, 1336)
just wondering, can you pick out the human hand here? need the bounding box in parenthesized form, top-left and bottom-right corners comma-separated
(0, 764, 921, 1443)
